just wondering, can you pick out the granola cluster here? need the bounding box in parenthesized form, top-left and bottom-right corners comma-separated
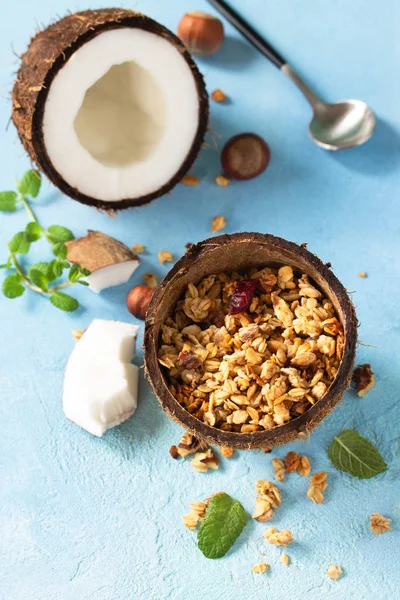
(158, 266, 344, 432)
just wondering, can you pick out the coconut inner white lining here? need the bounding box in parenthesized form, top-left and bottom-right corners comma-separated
(74, 61, 166, 168)
(43, 28, 200, 202)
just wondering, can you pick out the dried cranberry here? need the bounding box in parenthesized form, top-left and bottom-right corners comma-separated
(229, 279, 258, 315)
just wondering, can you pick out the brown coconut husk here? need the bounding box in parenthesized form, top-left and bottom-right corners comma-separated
(144, 232, 358, 451)
(66, 230, 138, 272)
(12, 9, 209, 210)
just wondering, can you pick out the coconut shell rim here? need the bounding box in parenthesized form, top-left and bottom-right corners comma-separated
(144, 232, 358, 450)
(13, 9, 209, 211)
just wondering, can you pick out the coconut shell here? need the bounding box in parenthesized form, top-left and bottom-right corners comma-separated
(144, 232, 358, 450)
(12, 9, 209, 210)
(66, 230, 138, 272)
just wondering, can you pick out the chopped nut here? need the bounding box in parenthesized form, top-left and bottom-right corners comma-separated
(352, 364, 375, 397)
(327, 564, 343, 581)
(253, 497, 274, 522)
(215, 174, 231, 187)
(143, 272, 158, 289)
(71, 329, 83, 341)
(181, 174, 199, 187)
(220, 445, 235, 458)
(298, 455, 311, 477)
(158, 251, 174, 264)
(272, 458, 286, 482)
(370, 512, 391, 534)
(264, 526, 293, 547)
(131, 243, 145, 254)
(211, 215, 227, 233)
(211, 89, 228, 102)
(189, 501, 207, 519)
(285, 451, 300, 472)
(281, 553, 290, 566)
(252, 562, 269, 573)
(358, 271, 367, 278)
(169, 445, 179, 459)
(255, 480, 281, 509)
(307, 471, 328, 503)
(182, 511, 200, 529)
(191, 448, 219, 472)
(177, 433, 205, 458)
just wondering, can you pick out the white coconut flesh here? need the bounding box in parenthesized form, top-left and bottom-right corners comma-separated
(86, 261, 140, 294)
(43, 28, 200, 202)
(63, 319, 140, 437)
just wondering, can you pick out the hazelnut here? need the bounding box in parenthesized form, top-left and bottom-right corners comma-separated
(221, 133, 271, 180)
(177, 11, 224, 56)
(126, 285, 155, 320)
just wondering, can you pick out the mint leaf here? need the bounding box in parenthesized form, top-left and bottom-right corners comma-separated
(0, 257, 12, 269)
(2, 273, 25, 298)
(328, 429, 387, 479)
(18, 170, 41, 198)
(197, 493, 247, 559)
(76, 280, 89, 286)
(68, 263, 90, 282)
(47, 225, 74, 243)
(25, 221, 42, 242)
(28, 268, 48, 292)
(52, 242, 67, 259)
(49, 291, 78, 312)
(0, 191, 17, 212)
(9, 232, 30, 254)
(47, 259, 63, 281)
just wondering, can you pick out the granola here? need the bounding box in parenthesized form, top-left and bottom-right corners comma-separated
(326, 564, 342, 580)
(157, 266, 344, 432)
(211, 215, 227, 232)
(220, 445, 235, 458)
(252, 562, 269, 573)
(190, 448, 219, 472)
(307, 471, 328, 504)
(281, 553, 290, 566)
(370, 512, 391, 534)
(353, 364, 375, 397)
(143, 272, 158, 288)
(272, 458, 286, 482)
(264, 526, 293, 547)
(158, 251, 174, 264)
(132, 243, 145, 254)
(253, 479, 281, 522)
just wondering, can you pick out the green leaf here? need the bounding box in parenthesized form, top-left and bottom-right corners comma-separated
(68, 263, 80, 282)
(328, 429, 387, 479)
(9, 232, 30, 254)
(18, 170, 41, 198)
(25, 221, 42, 242)
(28, 268, 48, 292)
(49, 291, 79, 312)
(0, 257, 12, 269)
(52, 242, 67, 259)
(47, 225, 74, 243)
(76, 280, 89, 286)
(0, 191, 17, 212)
(197, 493, 247, 559)
(2, 273, 25, 298)
(47, 259, 64, 282)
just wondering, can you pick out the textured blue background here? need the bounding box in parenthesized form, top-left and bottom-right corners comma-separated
(0, 1, 399, 599)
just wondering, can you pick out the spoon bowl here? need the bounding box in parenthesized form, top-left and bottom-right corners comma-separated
(309, 100, 377, 150)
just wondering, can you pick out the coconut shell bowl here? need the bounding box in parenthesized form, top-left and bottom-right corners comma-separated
(144, 232, 357, 450)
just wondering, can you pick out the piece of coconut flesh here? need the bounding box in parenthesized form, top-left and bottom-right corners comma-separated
(43, 27, 200, 202)
(63, 319, 140, 436)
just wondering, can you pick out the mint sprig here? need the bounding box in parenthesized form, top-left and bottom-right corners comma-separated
(0, 170, 90, 312)
(197, 492, 247, 559)
(328, 429, 387, 479)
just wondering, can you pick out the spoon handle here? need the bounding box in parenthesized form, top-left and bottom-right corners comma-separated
(207, 0, 285, 68)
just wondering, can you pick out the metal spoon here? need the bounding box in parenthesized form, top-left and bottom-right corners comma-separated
(207, 0, 376, 150)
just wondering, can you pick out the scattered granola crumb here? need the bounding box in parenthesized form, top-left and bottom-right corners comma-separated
(71, 329, 83, 341)
(370, 512, 391, 534)
(281, 553, 290, 566)
(358, 271, 367, 278)
(285, 451, 300, 472)
(143, 272, 158, 289)
(353, 364, 375, 397)
(158, 251, 174, 264)
(307, 471, 328, 504)
(215, 174, 231, 187)
(189, 501, 207, 519)
(211, 89, 228, 102)
(252, 562, 269, 573)
(169, 445, 179, 459)
(264, 526, 293, 547)
(256, 480, 281, 509)
(298, 455, 311, 477)
(211, 215, 227, 232)
(181, 174, 199, 187)
(220, 445, 235, 458)
(191, 448, 219, 472)
(176, 433, 205, 458)
(327, 564, 343, 580)
(132, 243, 145, 254)
(272, 458, 286, 482)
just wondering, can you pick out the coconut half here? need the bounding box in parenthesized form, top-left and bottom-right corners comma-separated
(66, 230, 139, 293)
(12, 9, 209, 209)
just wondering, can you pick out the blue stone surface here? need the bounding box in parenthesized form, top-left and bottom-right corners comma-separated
(0, 1, 399, 598)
